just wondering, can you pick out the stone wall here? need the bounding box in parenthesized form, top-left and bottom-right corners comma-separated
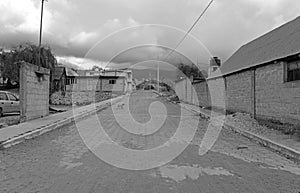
(20, 62, 50, 122)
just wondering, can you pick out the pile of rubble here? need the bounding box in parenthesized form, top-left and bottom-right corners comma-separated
(226, 112, 300, 140)
(50, 91, 115, 106)
(50, 91, 72, 105)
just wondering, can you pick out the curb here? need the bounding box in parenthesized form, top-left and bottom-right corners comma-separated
(179, 103, 300, 163)
(224, 124, 300, 163)
(0, 96, 123, 149)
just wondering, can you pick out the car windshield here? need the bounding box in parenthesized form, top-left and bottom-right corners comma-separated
(7, 93, 17, 101)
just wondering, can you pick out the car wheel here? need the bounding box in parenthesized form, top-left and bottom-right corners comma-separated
(0, 108, 3, 117)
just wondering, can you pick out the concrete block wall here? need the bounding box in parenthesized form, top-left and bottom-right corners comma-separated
(192, 81, 211, 107)
(174, 79, 187, 102)
(20, 62, 50, 122)
(174, 78, 212, 107)
(174, 61, 300, 124)
(186, 79, 192, 104)
(255, 62, 300, 124)
(208, 78, 226, 110)
(225, 70, 254, 114)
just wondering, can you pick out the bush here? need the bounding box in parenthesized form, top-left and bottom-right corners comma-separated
(295, 127, 300, 141)
(50, 91, 72, 105)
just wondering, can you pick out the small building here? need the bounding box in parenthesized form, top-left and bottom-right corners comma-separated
(66, 68, 133, 93)
(98, 75, 126, 94)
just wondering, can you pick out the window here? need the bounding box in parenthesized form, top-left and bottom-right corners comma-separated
(287, 61, 300, 82)
(66, 78, 76, 85)
(109, 79, 116, 84)
(0, 92, 8, 100)
(7, 93, 17, 101)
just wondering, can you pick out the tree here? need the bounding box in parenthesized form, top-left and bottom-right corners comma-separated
(177, 62, 207, 79)
(0, 43, 57, 87)
(91, 65, 102, 71)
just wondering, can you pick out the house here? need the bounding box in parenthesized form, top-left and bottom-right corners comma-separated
(66, 68, 133, 93)
(52, 66, 67, 92)
(101, 69, 133, 92)
(51, 67, 133, 104)
(65, 67, 79, 87)
(207, 16, 300, 124)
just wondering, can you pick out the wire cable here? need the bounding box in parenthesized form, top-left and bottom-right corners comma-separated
(163, 0, 214, 61)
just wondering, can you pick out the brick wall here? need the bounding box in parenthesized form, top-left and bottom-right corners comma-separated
(20, 62, 50, 122)
(255, 62, 300, 124)
(225, 70, 254, 114)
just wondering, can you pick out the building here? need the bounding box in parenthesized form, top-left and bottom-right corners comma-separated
(66, 68, 133, 93)
(210, 16, 300, 124)
(175, 16, 300, 124)
(52, 66, 67, 92)
(208, 57, 221, 76)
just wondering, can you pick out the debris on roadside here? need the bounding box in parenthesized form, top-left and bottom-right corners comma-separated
(237, 145, 248, 150)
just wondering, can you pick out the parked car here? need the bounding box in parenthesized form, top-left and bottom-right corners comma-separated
(0, 91, 20, 116)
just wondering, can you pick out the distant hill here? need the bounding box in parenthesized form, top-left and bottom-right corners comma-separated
(57, 61, 83, 70)
(132, 68, 178, 81)
(131, 67, 208, 81)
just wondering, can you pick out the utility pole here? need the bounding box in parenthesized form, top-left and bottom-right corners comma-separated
(38, 0, 46, 67)
(157, 56, 160, 92)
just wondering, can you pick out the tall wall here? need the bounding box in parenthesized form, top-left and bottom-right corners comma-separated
(192, 81, 211, 107)
(225, 70, 255, 114)
(20, 62, 50, 122)
(255, 62, 300, 124)
(174, 78, 211, 107)
(207, 77, 226, 110)
(174, 61, 300, 124)
(174, 79, 187, 102)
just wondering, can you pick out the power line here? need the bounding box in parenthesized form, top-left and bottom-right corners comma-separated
(163, 0, 214, 61)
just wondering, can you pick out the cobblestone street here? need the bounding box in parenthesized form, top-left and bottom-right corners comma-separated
(0, 91, 299, 193)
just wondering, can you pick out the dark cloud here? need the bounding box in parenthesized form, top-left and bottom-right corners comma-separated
(0, 0, 299, 69)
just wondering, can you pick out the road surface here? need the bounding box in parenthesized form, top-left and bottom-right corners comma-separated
(0, 91, 299, 193)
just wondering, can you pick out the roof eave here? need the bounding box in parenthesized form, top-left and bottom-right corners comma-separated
(207, 52, 300, 80)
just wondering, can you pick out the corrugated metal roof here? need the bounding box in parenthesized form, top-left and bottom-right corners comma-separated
(66, 68, 79, 77)
(211, 16, 300, 79)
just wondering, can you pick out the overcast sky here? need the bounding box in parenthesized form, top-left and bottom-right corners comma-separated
(0, 0, 299, 69)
